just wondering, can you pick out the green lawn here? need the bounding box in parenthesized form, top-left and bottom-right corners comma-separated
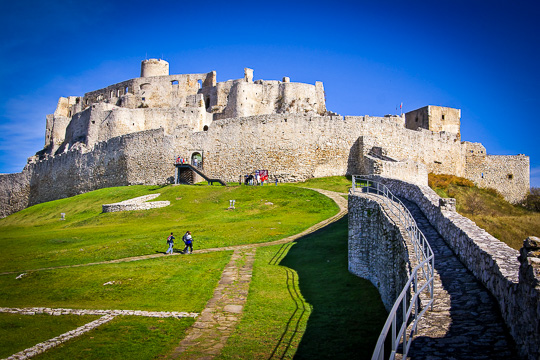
(0, 178, 387, 359)
(34, 316, 194, 360)
(0, 313, 100, 358)
(0, 184, 337, 272)
(0, 252, 230, 312)
(289, 175, 352, 194)
(219, 216, 387, 360)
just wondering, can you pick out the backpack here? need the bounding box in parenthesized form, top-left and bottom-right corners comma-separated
(167, 235, 173, 244)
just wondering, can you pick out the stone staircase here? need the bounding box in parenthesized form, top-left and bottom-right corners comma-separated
(399, 198, 518, 360)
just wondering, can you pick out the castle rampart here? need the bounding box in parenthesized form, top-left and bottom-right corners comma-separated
(364, 176, 539, 359)
(463, 142, 530, 203)
(348, 192, 411, 311)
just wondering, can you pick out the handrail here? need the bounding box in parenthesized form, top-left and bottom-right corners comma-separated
(351, 175, 435, 360)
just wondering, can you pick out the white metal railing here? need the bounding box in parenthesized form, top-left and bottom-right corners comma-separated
(351, 176, 435, 360)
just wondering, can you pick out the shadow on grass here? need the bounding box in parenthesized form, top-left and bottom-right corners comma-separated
(271, 216, 387, 360)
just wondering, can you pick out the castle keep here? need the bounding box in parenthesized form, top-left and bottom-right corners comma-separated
(0, 59, 530, 217)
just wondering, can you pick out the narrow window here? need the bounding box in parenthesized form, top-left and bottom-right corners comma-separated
(171, 80, 179, 85)
(197, 80, 202, 89)
(125, 86, 129, 94)
(442, 114, 445, 120)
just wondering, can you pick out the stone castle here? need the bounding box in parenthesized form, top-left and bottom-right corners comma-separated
(0, 59, 530, 217)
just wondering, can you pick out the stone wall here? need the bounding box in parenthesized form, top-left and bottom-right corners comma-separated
(348, 116, 464, 176)
(26, 129, 172, 206)
(463, 142, 530, 203)
(405, 106, 461, 135)
(0, 171, 31, 218)
(363, 152, 428, 186)
(348, 192, 410, 311)
(370, 176, 539, 359)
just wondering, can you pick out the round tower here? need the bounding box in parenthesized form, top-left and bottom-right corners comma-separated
(140, 59, 169, 77)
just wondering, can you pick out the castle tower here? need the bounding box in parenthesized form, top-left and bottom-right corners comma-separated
(140, 59, 169, 77)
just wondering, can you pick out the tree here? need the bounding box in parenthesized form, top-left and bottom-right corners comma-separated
(465, 192, 484, 216)
(523, 187, 540, 212)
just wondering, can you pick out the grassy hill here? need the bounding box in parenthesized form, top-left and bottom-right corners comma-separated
(428, 174, 540, 250)
(0, 184, 338, 273)
(0, 179, 386, 359)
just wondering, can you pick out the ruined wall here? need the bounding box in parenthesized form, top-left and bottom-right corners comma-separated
(363, 154, 428, 186)
(352, 116, 464, 176)
(348, 192, 410, 311)
(405, 106, 460, 135)
(463, 142, 530, 203)
(214, 79, 326, 120)
(187, 114, 364, 182)
(178, 114, 467, 185)
(82, 72, 214, 110)
(27, 129, 173, 206)
(0, 171, 31, 218)
(2, 111, 530, 217)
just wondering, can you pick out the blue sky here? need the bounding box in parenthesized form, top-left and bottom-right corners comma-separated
(1, 0, 539, 186)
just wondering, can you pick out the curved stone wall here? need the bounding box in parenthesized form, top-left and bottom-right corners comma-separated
(371, 176, 539, 360)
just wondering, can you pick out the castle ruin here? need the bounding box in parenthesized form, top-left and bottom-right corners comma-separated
(0, 59, 530, 217)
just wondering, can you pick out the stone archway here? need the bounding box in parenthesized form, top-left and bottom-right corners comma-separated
(191, 152, 203, 168)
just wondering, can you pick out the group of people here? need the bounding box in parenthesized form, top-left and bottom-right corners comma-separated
(166, 231, 194, 254)
(243, 173, 278, 186)
(175, 157, 189, 164)
(175, 156, 202, 168)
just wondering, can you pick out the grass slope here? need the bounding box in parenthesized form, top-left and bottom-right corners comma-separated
(0, 178, 387, 359)
(0, 313, 99, 358)
(34, 316, 195, 360)
(0, 252, 230, 312)
(219, 216, 387, 360)
(0, 184, 337, 272)
(429, 174, 540, 249)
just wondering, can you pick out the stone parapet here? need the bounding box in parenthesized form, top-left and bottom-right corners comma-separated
(371, 176, 539, 360)
(348, 192, 412, 312)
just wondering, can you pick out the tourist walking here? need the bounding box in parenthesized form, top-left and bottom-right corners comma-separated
(182, 231, 194, 254)
(166, 232, 175, 254)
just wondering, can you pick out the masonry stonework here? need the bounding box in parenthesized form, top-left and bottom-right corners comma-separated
(348, 193, 411, 311)
(0, 59, 531, 218)
(362, 176, 539, 359)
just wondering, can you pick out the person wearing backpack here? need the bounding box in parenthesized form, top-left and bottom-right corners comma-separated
(166, 232, 175, 254)
(182, 231, 193, 254)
